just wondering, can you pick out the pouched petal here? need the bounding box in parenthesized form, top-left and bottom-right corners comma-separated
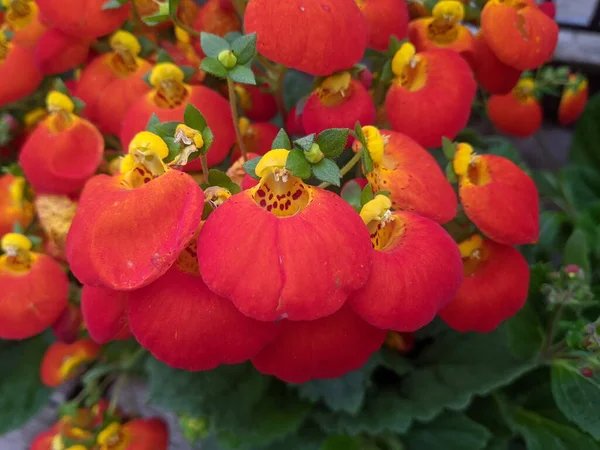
(81, 285, 131, 344)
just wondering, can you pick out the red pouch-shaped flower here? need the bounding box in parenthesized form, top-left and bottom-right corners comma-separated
(0, 36, 42, 107)
(559, 74, 589, 126)
(81, 285, 131, 343)
(356, 0, 409, 51)
(40, 338, 101, 387)
(472, 31, 521, 95)
(0, 174, 33, 236)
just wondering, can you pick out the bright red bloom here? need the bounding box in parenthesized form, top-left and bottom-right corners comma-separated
(231, 119, 279, 162)
(539, 0, 556, 19)
(193, 0, 240, 40)
(81, 285, 131, 344)
(52, 303, 83, 344)
(0, 233, 68, 340)
(67, 133, 204, 290)
(302, 72, 376, 135)
(0, 41, 42, 107)
(3, 0, 47, 50)
(472, 32, 521, 95)
(40, 339, 101, 387)
(440, 235, 530, 332)
(19, 92, 104, 195)
(252, 304, 385, 383)
(120, 63, 235, 169)
(285, 105, 305, 136)
(96, 418, 168, 450)
(385, 43, 476, 148)
(34, 28, 91, 75)
(481, 0, 558, 71)
(453, 143, 539, 245)
(30, 425, 59, 450)
(128, 248, 280, 371)
(76, 31, 152, 136)
(36, 0, 130, 39)
(559, 74, 589, 126)
(0, 174, 33, 237)
(198, 150, 373, 322)
(356, 0, 409, 51)
(348, 196, 463, 331)
(363, 127, 457, 224)
(244, 0, 368, 76)
(486, 78, 542, 138)
(234, 83, 278, 122)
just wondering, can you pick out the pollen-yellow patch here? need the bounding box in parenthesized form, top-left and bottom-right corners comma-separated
(65, 445, 88, 450)
(234, 85, 252, 111)
(1, 232, 32, 253)
(128, 131, 169, 159)
(458, 234, 483, 258)
(392, 43, 417, 77)
(453, 143, 474, 177)
(238, 117, 251, 136)
(46, 91, 75, 114)
(176, 124, 204, 149)
(109, 30, 142, 56)
(175, 26, 190, 44)
(97, 422, 127, 448)
(51, 434, 64, 450)
(149, 62, 185, 88)
(255, 149, 290, 178)
(360, 195, 392, 225)
(24, 107, 48, 129)
(432, 0, 465, 23)
(362, 126, 385, 165)
(320, 71, 351, 93)
(58, 351, 93, 380)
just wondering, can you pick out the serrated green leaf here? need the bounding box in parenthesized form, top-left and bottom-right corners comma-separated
(286, 148, 312, 179)
(243, 157, 262, 179)
(180, 65, 196, 82)
(201, 127, 214, 156)
(201, 32, 231, 58)
(403, 412, 492, 450)
(162, 136, 181, 163)
(0, 335, 52, 434)
(341, 179, 363, 212)
(229, 65, 256, 85)
(224, 31, 242, 44)
(312, 158, 341, 186)
(316, 129, 349, 158)
(72, 97, 86, 114)
(360, 183, 374, 206)
(184, 103, 207, 131)
(272, 129, 291, 150)
(102, 0, 126, 10)
(53, 78, 69, 94)
(153, 121, 180, 138)
(231, 33, 257, 65)
(446, 162, 457, 183)
(564, 228, 591, 276)
(442, 137, 457, 160)
(156, 48, 174, 64)
(207, 169, 241, 195)
(200, 57, 229, 79)
(294, 134, 316, 151)
(142, 13, 170, 26)
(551, 362, 600, 439)
(137, 36, 156, 58)
(168, 0, 180, 14)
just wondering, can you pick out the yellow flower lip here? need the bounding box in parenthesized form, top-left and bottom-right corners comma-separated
(109, 30, 141, 56)
(359, 195, 393, 225)
(432, 0, 465, 23)
(320, 71, 352, 94)
(392, 42, 418, 77)
(362, 126, 384, 165)
(458, 234, 483, 258)
(46, 91, 75, 114)
(128, 131, 169, 159)
(1, 232, 32, 255)
(149, 62, 185, 88)
(255, 149, 290, 178)
(97, 422, 123, 447)
(453, 143, 474, 177)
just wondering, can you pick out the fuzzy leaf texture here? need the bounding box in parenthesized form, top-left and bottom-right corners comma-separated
(201, 33, 231, 58)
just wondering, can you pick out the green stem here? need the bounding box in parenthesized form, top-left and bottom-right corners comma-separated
(318, 150, 363, 189)
(171, 10, 201, 37)
(200, 153, 209, 184)
(227, 77, 248, 162)
(108, 374, 127, 414)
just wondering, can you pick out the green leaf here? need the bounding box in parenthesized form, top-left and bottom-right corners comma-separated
(316, 129, 349, 158)
(312, 158, 341, 186)
(294, 134, 316, 152)
(321, 436, 361, 450)
(201, 127, 214, 156)
(224, 31, 242, 44)
(0, 335, 52, 434)
(72, 97, 86, 114)
(228, 65, 257, 85)
(137, 36, 156, 58)
(53, 78, 69, 94)
(168, 0, 180, 15)
(161, 136, 181, 163)
(403, 412, 491, 450)
(286, 149, 312, 179)
(442, 137, 457, 160)
(142, 13, 170, 26)
(231, 33, 257, 65)
(341, 179, 363, 212)
(200, 58, 229, 79)
(360, 183, 374, 206)
(184, 103, 207, 131)
(200, 32, 231, 58)
(564, 228, 591, 276)
(153, 120, 180, 138)
(552, 362, 600, 439)
(570, 92, 600, 170)
(243, 157, 262, 179)
(283, 70, 314, 110)
(207, 169, 242, 195)
(145, 113, 161, 133)
(156, 48, 174, 63)
(181, 66, 196, 82)
(272, 129, 291, 150)
(506, 300, 545, 360)
(102, 0, 126, 10)
(446, 161, 457, 183)
(536, 211, 566, 257)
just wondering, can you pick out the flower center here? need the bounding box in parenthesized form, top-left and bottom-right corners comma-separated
(459, 234, 488, 276)
(3, 0, 37, 31)
(391, 43, 428, 92)
(453, 143, 491, 186)
(317, 72, 353, 107)
(120, 131, 169, 189)
(46, 91, 76, 133)
(97, 422, 129, 450)
(359, 195, 405, 251)
(514, 78, 536, 104)
(149, 63, 190, 109)
(427, 0, 464, 44)
(108, 30, 142, 76)
(0, 232, 34, 273)
(250, 149, 312, 217)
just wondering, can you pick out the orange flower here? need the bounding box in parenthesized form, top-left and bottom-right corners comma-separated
(348, 196, 463, 331)
(302, 72, 376, 135)
(3, 0, 47, 49)
(285, 105, 305, 136)
(36, 0, 130, 39)
(0, 174, 33, 236)
(40, 339, 101, 387)
(244, 0, 368, 76)
(34, 28, 91, 75)
(120, 63, 235, 169)
(0, 233, 68, 339)
(198, 150, 373, 322)
(234, 83, 278, 122)
(559, 74, 589, 126)
(472, 31, 521, 95)
(231, 118, 279, 161)
(440, 235, 530, 332)
(0, 36, 42, 106)
(385, 42, 476, 148)
(408, 0, 475, 63)
(362, 127, 457, 224)
(453, 143, 539, 245)
(486, 78, 542, 137)
(81, 285, 131, 343)
(252, 304, 385, 383)
(76, 31, 152, 136)
(481, 0, 558, 70)
(355, 0, 409, 51)
(127, 246, 280, 371)
(19, 91, 104, 195)
(94, 418, 168, 450)
(66, 132, 204, 290)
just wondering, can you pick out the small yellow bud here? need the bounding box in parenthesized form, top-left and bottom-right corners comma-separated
(175, 124, 204, 149)
(305, 143, 324, 164)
